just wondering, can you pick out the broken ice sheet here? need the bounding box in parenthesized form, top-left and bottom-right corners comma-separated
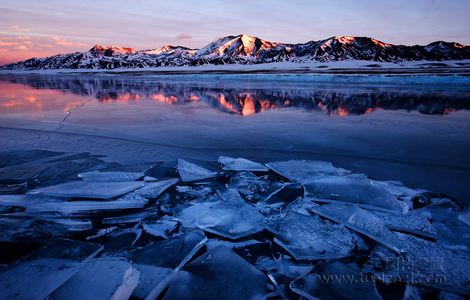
(132, 230, 207, 268)
(372, 211, 437, 238)
(176, 185, 213, 199)
(26, 192, 149, 217)
(218, 156, 268, 172)
(163, 246, 270, 300)
(266, 160, 350, 182)
(0, 239, 103, 300)
(273, 211, 357, 260)
(290, 261, 382, 300)
(363, 232, 470, 296)
(177, 159, 218, 182)
(50, 257, 138, 300)
(311, 203, 406, 253)
(77, 170, 144, 182)
(133, 178, 179, 199)
(142, 217, 178, 238)
(194, 189, 266, 239)
(36, 218, 93, 236)
(304, 175, 405, 213)
(29, 180, 145, 199)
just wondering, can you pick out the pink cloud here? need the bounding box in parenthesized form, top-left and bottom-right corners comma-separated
(10, 25, 31, 33)
(51, 36, 86, 47)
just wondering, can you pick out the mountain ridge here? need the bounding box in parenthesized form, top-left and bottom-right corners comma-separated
(2, 34, 470, 70)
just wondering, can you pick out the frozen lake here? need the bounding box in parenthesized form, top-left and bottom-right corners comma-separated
(0, 74, 470, 202)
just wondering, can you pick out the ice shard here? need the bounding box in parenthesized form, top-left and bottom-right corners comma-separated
(227, 171, 274, 201)
(177, 159, 218, 182)
(0, 239, 103, 300)
(194, 189, 266, 239)
(266, 160, 350, 182)
(373, 211, 437, 238)
(290, 261, 382, 300)
(142, 218, 178, 238)
(163, 246, 269, 300)
(174, 201, 222, 228)
(218, 156, 268, 172)
(49, 257, 137, 300)
(458, 210, 470, 227)
(26, 193, 149, 217)
(311, 203, 406, 253)
(274, 212, 356, 260)
(364, 232, 470, 296)
(29, 181, 145, 199)
(78, 170, 145, 182)
(304, 175, 404, 213)
(102, 209, 156, 225)
(134, 178, 179, 199)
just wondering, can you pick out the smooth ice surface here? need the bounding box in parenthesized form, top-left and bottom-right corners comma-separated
(50, 257, 134, 300)
(364, 232, 470, 296)
(311, 203, 405, 253)
(290, 261, 382, 300)
(132, 231, 207, 268)
(26, 193, 149, 216)
(194, 189, 266, 239)
(218, 156, 268, 172)
(0, 239, 103, 300)
(134, 178, 179, 198)
(304, 175, 404, 213)
(163, 246, 269, 300)
(142, 218, 178, 238)
(266, 160, 350, 182)
(177, 159, 218, 182)
(373, 211, 437, 238)
(78, 170, 144, 182)
(274, 212, 356, 260)
(29, 181, 145, 199)
(459, 210, 470, 227)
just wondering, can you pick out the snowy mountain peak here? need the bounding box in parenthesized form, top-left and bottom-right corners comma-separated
(2, 35, 469, 70)
(89, 45, 135, 55)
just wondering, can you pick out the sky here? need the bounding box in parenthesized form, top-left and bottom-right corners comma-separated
(0, 0, 469, 65)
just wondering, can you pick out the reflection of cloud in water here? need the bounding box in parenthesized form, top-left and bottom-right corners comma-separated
(2, 75, 470, 117)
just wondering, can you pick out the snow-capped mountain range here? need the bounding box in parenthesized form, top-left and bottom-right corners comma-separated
(2, 34, 469, 70)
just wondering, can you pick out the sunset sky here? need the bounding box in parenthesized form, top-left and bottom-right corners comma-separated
(1, 0, 469, 65)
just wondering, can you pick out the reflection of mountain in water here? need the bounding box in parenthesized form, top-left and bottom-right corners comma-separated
(3, 75, 470, 116)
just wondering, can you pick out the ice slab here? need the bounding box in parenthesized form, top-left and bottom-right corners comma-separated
(304, 175, 404, 213)
(29, 181, 145, 199)
(163, 246, 269, 300)
(176, 185, 213, 198)
(264, 183, 303, 205)
(102, 209, 156, 225)
(132, 264, 172, 299)
(26, 193, 149, 217)
(311, 203, 405, 253)
(228, 171, 274, 202)
(177, 159, 218, 182)
(266, 160, 350, 182)
(134, 178, 179, 198)
(142, 218, 178, 238)
(285, 197, 320, 215)
(174, 201, 222, 228)
(78, 170, 144, 182)
(0, 239, 103, 300)
(218, 156, 268, 172)
(132, 230, 207, 268)
(194, 189, 266, 239)
(364, 232, 470, 296)
(50, 257, 136, 300)
(290, 261, 382, 300)
(36, 218, 93, 236)
(274, 212, 356, 260)
(373, 211, 437, 238)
